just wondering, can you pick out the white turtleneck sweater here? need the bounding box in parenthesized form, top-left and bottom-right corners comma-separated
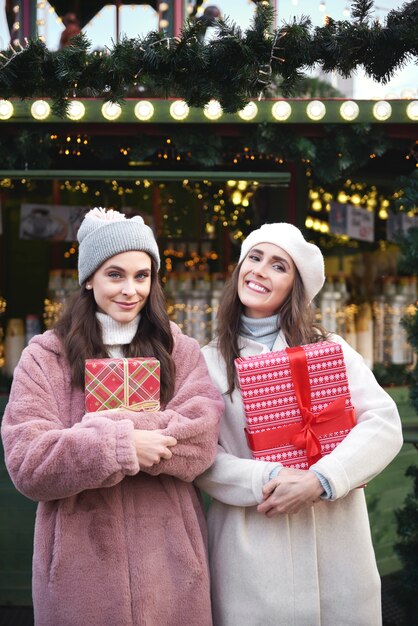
(96, 312, 139, 358)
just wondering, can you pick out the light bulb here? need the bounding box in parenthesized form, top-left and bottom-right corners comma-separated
(340, 100, 359, 121)
(238, 102, 258, 121)
(204, 100, 222, 120)
(306, 100, 326, 121)
(134, 101, 154, 121)
(406, 100, 418, 121)
(31, 100, 51, 120)
(0, 100, 14, 120)
(66, 101, 86, 121)
(170, 100, 190, 120)
(372, 101, 392, 121)
(271, 101, 292, 121)
(101, 101, 122, 120)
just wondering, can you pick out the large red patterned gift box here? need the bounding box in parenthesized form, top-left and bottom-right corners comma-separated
(235, 341, 356, 469)
(85, 358, 160, 412)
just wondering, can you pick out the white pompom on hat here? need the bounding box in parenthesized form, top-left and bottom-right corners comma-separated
(77, 207, 160, 285)
(238, 222, 325, 302)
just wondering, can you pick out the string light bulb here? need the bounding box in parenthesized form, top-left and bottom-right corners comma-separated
(372, 101, 392, 121)
(66, 101, 85, 121)
(170, 100, 190, 120)
(204, 100, 223, 120)
(406, 100, 418, 121)
(31, 100, 51, 120)
(271, 101, 292, 121)
(0, 100, 14, 120)
(134, 100, 154, 121)
(306, 100, 326, 121)
(101, 101, 122, 121)
(340, 100, 359, 121)
(238, 102, 258, 121)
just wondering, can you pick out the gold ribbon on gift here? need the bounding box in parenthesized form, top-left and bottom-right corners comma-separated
(118, 358, 160, 412)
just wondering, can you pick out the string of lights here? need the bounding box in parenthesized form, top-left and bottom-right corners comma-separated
(0, 2, 416, 115)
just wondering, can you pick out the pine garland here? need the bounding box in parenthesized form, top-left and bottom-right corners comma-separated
(0, 124, 414, 190)
(0, 0, 416, 115)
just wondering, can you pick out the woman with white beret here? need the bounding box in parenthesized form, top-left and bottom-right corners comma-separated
(196, 222, 403, 626)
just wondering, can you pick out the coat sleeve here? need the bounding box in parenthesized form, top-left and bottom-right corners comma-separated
(193, 342, 282, 506)
(82, 331, 224, 482)
(310, 336, 403, 499)
(1, 345, 140, 502)
(195, 446, 280, 506)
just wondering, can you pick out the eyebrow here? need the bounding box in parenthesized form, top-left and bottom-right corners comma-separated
(104, 264, 151, 272)
(250, 248, 291, 266)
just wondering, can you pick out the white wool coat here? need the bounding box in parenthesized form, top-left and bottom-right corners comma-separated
(196, 331, 403, 626)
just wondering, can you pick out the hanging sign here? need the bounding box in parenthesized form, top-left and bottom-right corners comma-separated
(330, 202, 374, 242)
(387, 211, 418, 243)
(20, 204, 88, 241)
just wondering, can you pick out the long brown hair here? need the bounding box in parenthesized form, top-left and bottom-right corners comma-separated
(216, 261, 328, 395)
(54, 258, 176, 404)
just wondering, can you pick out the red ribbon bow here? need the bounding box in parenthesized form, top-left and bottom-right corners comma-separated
(286, 346, 352, 465)
(290, 396, 348, 465)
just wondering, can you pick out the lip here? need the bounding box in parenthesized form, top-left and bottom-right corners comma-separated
(245, 280, 270, 294)
(114, 301, 139, 310)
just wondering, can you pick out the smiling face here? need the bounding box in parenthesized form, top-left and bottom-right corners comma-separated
(87, 250, 152, 324)
(237, 242, 296, 318)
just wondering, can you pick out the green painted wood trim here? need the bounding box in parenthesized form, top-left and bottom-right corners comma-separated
(0, 170, 291, 183)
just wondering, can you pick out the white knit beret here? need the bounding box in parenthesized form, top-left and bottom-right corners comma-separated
(77, 208, 160, 285)
(238, 222, 325, 302)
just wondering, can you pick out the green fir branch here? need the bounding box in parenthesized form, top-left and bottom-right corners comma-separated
(350, 0, 376, 22)
(393, 172, 418, 213)
(0, 2, 416, 112)
(0, 123, 413, 187)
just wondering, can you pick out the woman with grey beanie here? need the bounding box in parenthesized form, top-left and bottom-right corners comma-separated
(2, 207, 224, 626)
(196, 222, 403, 626)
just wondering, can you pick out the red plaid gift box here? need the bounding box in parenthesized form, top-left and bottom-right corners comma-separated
(235, 341, 356, 469)
(85, 358, 160, 412)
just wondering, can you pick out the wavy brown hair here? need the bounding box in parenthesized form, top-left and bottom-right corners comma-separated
(216, 261, 328, 395)
(54, 258, 175, 405)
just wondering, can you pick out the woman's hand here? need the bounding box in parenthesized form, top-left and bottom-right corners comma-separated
(257, 468, 324, 516)
(132, 430, 177, 468)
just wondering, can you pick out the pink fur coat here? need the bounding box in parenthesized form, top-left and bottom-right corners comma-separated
(1, 324, 223, 626)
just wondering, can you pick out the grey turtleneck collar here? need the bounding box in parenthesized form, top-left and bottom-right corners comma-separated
(240, 313, 280, 350)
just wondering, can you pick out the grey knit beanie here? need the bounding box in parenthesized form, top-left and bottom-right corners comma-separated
(77, 207, 160, 285)
(239, 222, 325, 302)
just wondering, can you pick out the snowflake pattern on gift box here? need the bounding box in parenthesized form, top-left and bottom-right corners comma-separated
(235, 341, 355, 468)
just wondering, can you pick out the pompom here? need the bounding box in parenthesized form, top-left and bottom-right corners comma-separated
(85, 207, 126, 222)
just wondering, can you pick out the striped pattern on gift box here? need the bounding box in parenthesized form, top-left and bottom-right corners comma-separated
(235, 341, 356, 469)
(85, 358, 160, 412)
